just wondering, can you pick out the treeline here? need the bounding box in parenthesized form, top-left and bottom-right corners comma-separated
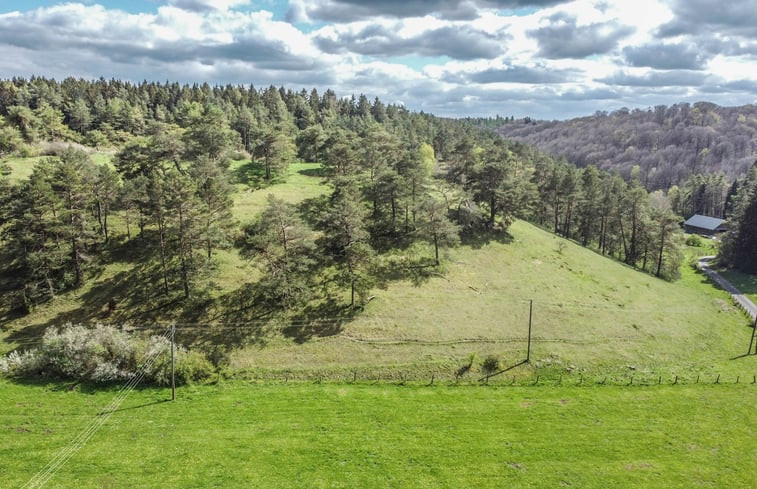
(0, 77, 694, 320)
(0, 76, 478, 315)
(498, 102, 757, 192)
(720, 163, 757, 273)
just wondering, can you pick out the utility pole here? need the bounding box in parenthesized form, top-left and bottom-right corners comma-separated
(170, 324, 175, 401)
(748, 316, 757, 356)
(526, 299, 533, 363)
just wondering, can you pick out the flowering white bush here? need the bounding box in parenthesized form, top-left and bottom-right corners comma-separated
(0, 323, 212, 385)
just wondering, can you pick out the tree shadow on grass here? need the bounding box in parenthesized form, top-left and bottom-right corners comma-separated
(373, 254, 438, 288)
(460, 226, 514, 249)
(718, 269, 757, 296)
(297, 194, 330, 228)
(3, 246, 186, 350)
(232, 160, 283, 189)
(298, 166, 325, 178)
(283, 298, 357, 344)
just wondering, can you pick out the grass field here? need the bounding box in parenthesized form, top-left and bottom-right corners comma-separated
(1, 150, 114, 182)
(1, 380, 755, 488)
(229, 160, 328, 223)
(2, 155, 46, 182)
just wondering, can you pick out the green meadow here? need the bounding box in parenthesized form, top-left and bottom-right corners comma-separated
(2, 380, 755, 488)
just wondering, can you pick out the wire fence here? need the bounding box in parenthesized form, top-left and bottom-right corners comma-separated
(223, 364, 757, 388)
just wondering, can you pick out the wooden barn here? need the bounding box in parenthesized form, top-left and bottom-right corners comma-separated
(683, 214, 728, 236)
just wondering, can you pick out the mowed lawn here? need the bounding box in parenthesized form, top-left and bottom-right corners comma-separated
(2, 380, 755, 488)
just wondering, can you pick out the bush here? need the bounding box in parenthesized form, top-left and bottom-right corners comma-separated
(685, 234, 703, 247)
(0, 323, 212, 385)
(150, 345, 214, 386)
(481, 354, 501, 376)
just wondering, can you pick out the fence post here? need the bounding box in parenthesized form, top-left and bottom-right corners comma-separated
(170, 325, 175, 402)
(526, 299, 533, 362)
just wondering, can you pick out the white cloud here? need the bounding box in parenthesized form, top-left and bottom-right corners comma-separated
(0, 0, 753, 119)
(167, 0, 252, 12)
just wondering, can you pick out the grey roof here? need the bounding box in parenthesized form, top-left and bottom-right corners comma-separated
(684, 214, 726, 230)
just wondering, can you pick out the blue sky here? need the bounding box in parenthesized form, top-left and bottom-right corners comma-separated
(0, 0, 755, 119)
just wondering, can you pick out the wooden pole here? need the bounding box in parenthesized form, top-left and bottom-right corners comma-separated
(748, 316, 757, 355)
(170, 324, 175, 401)
(526, 299, 533, 362)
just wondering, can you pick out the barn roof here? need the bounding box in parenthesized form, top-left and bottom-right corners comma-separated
(684, 214, 726, 230)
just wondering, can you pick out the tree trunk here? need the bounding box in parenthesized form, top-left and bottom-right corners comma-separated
(563, 199, 573, 237)
(157, 208, 169, 295)
(71, 236, 82, 286)
(179, 203, 190, 299)
(553, 195, 560, 234)
(433, 232, 439, 265)
(490, 196, 496, 227)
(618, 217, 629, 262)
(103, 205, 109, 243)
(656, 225, 667, 277)
(96, 200, 105, 240)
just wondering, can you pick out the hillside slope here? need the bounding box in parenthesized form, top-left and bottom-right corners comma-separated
(231, 220, 754, 379)
(498, 102, 757, 189)
(2, 155, 753, 380)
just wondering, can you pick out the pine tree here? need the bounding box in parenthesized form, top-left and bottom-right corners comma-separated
(319, 183, 374, 307)
(244, 195, 314, 308)
(190, 156, 235, 259)
(720, 164, 757, 272)
(415, 196, 460, 265)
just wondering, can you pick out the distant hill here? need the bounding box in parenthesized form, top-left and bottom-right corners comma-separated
(498, 102, 757, 190)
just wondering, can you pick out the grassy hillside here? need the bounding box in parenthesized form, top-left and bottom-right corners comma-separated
(2, 380, 755, 488)
(0, 158, 329, 353)
(1, 152, 754, 380)
(229, 220, 754, 379)
(1, 151, 114, 182)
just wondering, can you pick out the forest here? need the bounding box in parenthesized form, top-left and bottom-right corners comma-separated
(497, 102, 757, 196)
(0, 77, 756, 325)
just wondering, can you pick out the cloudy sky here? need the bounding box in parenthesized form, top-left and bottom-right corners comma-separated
(0, 0, 754, 119)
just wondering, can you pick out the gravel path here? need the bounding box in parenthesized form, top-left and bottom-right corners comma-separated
(698, 256, 757, 321)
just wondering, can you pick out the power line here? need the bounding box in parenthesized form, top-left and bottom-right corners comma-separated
(21, 326, 173, 489)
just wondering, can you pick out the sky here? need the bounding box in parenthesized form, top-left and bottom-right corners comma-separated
(0, 0, 754, 120)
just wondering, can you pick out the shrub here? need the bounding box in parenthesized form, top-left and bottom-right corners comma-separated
(149, 343, 213, 386)
(0, 323, 212, 385)
(685, 235, 703, 247)
(481, 354, 501, 376)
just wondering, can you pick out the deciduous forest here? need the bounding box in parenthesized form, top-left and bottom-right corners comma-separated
(497, 102, 757, 192)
